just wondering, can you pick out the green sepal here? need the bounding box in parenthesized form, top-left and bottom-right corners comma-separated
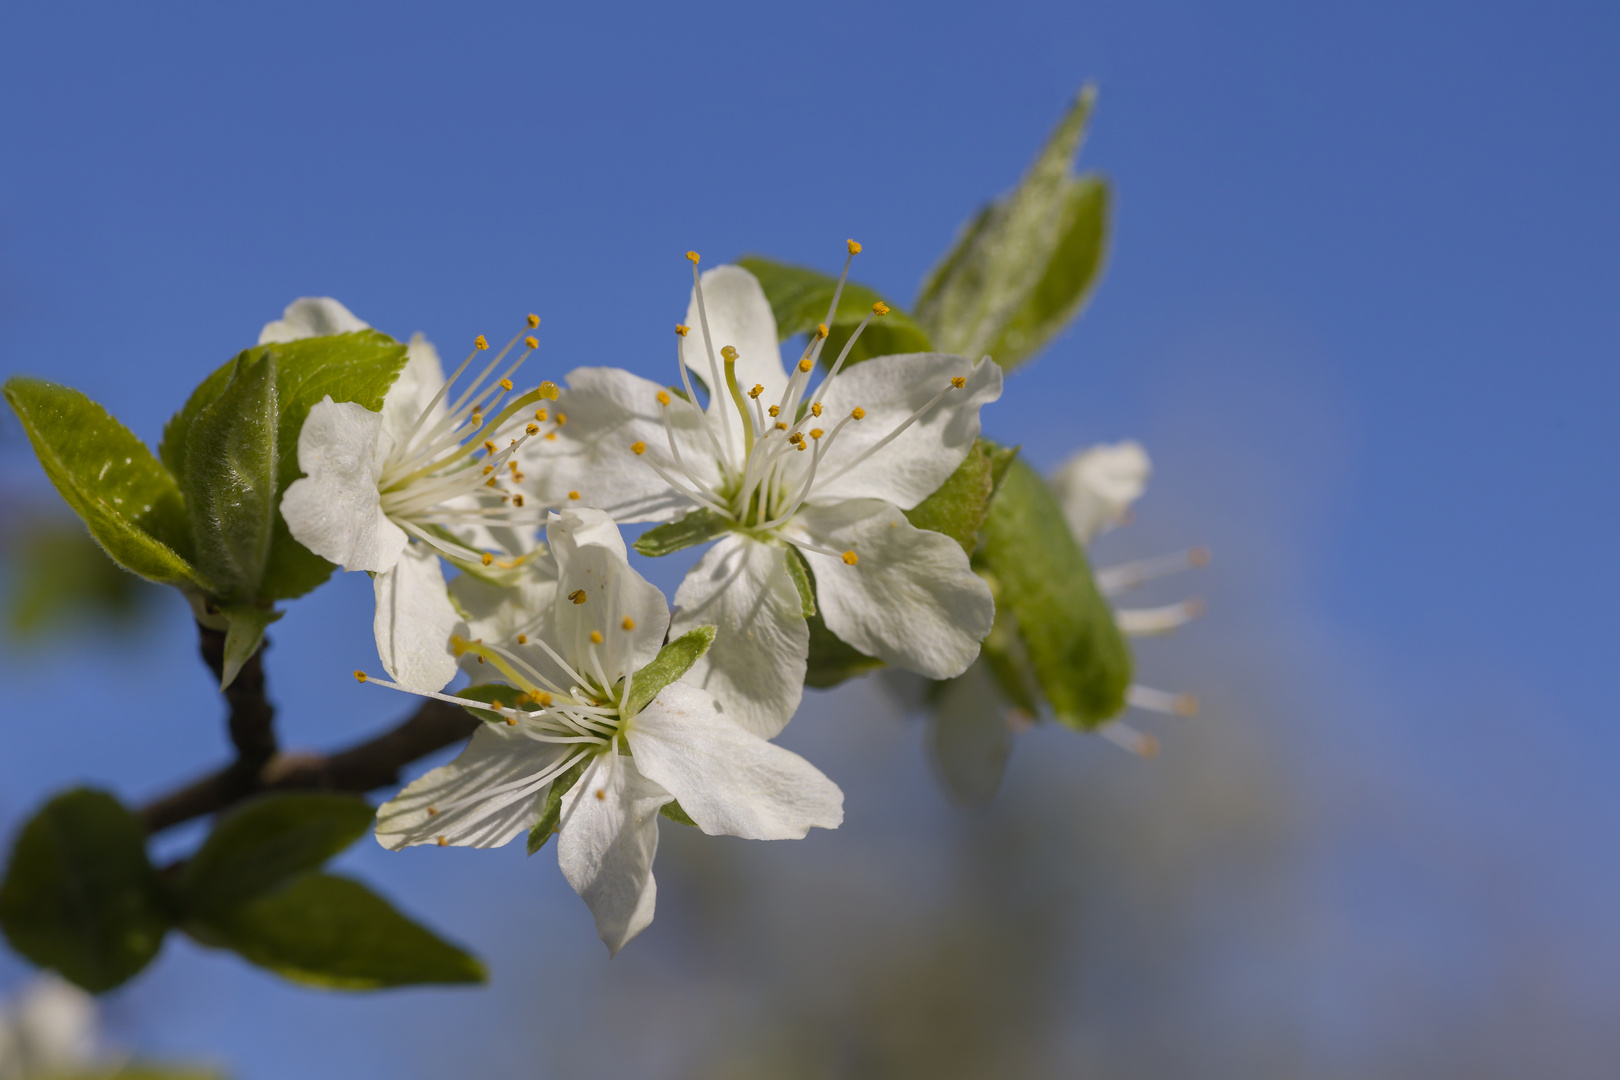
(903, 438, 1001, 555)
(217, 604, 282, 690)
(180, 350, 278, 602)
(978, 456, 1131, 728)
(174, 793, 375, 919)
(659, 801, 697, 827)
(633, 508, 732, 557)
(624, 626, 715, 716)
(0, 789, 170, 993)
(527, 757, 589, 855)
(2, 377, 202, 590)
(738, 256, 933, 368)
(914, 85, 1111, 372)
(188, 872, 484, 990)
(782, 545, 816, 618)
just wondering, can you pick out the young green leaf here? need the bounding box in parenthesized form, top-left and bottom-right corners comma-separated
(633, 508, 731, 557)
(175, 793, 376, 918)
(914, 86, 1111, 372)
(737, 256, 933, 368)
(527, 757, 588, 855)
(0, 789, 169, 993)
(180, 351, 278, 601)
(194, 872, 484, 990)
(624, 626, 715, 716)
(3, 377, 201, 590)
(979, 457, 1132, 728)
(903, 438, 999, 555)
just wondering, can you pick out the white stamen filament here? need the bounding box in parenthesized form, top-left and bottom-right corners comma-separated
(1096, 548, 1211, 595)
(1126, 685, 1200, 717)
(1115, 599, 1205, 636)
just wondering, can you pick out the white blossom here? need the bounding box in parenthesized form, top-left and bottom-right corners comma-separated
(0, 976, 95, 1080)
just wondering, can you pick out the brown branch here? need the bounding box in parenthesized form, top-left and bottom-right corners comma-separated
(138, 625, 479, 835)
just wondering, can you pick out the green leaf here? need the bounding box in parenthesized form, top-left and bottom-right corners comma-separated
(217, 603, 282, 690)
(527, 757, 588, 855)
(160, 331, 410, 603)
(737, 256, 933, 368)
(3, 520, 158, 640)
(180, 351, 278, 601)
(914, 86, 1112, 372)
(3, 378, 201, 590)
(903, 438, 999, 555)
(454, 682, 524, 723)
(659, 800, 697, 827)
(633, 508, 732, 557)
(0, 789, 169, 993)
(175, 793, 375, 918)
(624, 626, 715, 716)
(978, 457, 1132, 728)
(782, 545, 816, 618)
(195, 873, 483, 990)
(797, 560, 884, 688)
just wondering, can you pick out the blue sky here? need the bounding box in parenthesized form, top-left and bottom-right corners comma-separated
(1, 2, 1616, 1076)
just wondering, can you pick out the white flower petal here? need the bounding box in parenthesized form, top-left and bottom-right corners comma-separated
(626, 681, 842, 840)
(546, 508, 671, 683)
(685, 266, 790, 449)
(280, 396, 405, 572)
(10, 976, 96, 1073)
(1050, 440, 1151, 545)
(810, 354, 1002, 510)
(375, 723, 563, 850)
(556, 750, 671, 955)
(259, 297, 370, 344)
(928, 662, 1014, 809)
(380, 333, 447, 453)
(451, 552, 566, 684)
(788, 499, 993, 679)
(373, 543, 461, 692)
(670, 534, 807, 739)
(528, 366, 720, 523)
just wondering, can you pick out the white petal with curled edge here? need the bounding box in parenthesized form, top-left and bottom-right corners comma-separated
(547, 508, 671, 682)
(280, 396, 406, 573)
(810, 353, 1002, 510)
(374, 542, 461, 692)
(556, 751, 672, 955)
(787, 499, 993, 680)
(527, 366, 720, 523)
(685, 265, 790, 446)
(670, 534, 807, 739)
(375, 723, 565, 850)
(379, 333, 448, 454)
(626, 681, 842, 840)
(1050, 440, 1151, 545)
(259, 297, 371, 344)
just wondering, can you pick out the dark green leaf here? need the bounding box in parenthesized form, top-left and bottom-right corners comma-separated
(217, 603, 281, 690)
(979, 457, 1131, 728)
(196, 873, 483, 989)
(0, 789, 168, 993)
(633, 508, 732, 557)
(737, 257, 933, 368)
(782, 545, 816, 618)
(914, 86, 1112, 372)
(527, 757, 588, 855)
(3, 378, 201, 590)
(175, 793, 375, 918)
(180, 351, 278, 601)
(903, 438, 999, 555)
(625, 626, 715, 716)
(659, 800, 697, 827)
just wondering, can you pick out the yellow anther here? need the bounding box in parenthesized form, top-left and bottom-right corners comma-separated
(437, 836, 447, 846)
(484, 478, 497, 488)
(810, 428, 824, 439)
(427, 806, 439, 816)
(505, 716, 517, 726)
(483, 465, 495, 475)
(484, 440, 497, 453)
(535, 408, 548, 422)
(798, 358, 813, 372)
(594, 789, 606, 801)
(775, 421, 788, 430)
(795, 441, 807, 451)
(749, 384, 764, 399)
(555, 412, 567, 425)
(534, 692, 552, 707)
(686, 251, 700, 264)
(353, 670, 368, 683)
(481, 553, 494, 566)
(539, 381, 560, 400)
(568, 589, 587, 604)
(872, 300, 890, 316)
(512, 493, 525, 507)
(516, 633, 528, 644)
(951, 376, 966, 389)
(622, 616, 636, 631)
(811, 402, 823, 417)
(509, 461, 520, 472)
(526, 422, 540, 435)
(847, 239, 862, 255)
(527, 313, 541, 328)
(474, 335, 489, 350)
(851, 406, 866, 420)
(524, 335, 538, 349)
(657, 390, 671, 406)
(589, 630, 603, 644)
(768, 404, 781, 417)
(568, 490, 580, 500)
(631, 441, 647, 455)
(842, 550, 858, 565)
(675, 324, 690, 336)
(545, 432, 556, 441)
(815, 323, 829, 339)
(721, 345, 739, 363)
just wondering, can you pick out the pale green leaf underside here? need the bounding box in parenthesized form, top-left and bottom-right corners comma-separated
(634, 508, 731, 557)
(625, 625, 715, 717)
